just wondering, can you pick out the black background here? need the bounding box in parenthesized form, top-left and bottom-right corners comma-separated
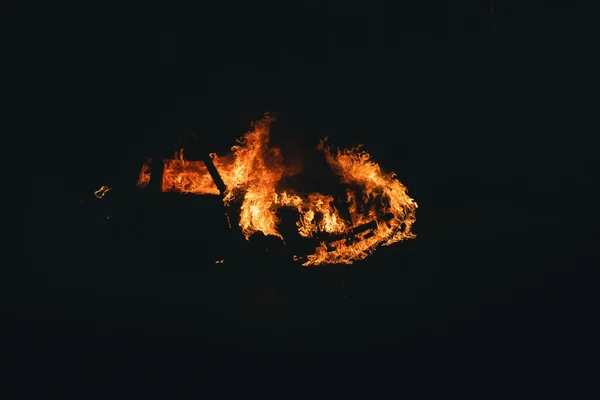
(11, 1, 600, 397)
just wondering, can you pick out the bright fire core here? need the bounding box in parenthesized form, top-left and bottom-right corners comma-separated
(138, 115, 418, 266)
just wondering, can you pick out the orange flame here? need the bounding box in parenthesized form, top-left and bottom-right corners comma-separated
(161, 150, 235, 195)
(221, 114, 287, 239)
(137, 114, 417, 266)
(137, 159, 152, 188)
(300, 139, 418, 266)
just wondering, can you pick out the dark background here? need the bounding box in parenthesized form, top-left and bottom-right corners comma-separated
(11, 1, 600, 396)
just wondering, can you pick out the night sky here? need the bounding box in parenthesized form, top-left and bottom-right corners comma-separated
(12, 1, 600, 397)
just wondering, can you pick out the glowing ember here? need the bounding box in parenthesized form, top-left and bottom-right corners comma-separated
(136, 114, 418, 266)
(94, 185, 112, 199)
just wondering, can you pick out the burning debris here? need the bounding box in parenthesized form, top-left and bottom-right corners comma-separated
(94, 185, 112, 199)
(135, 114, 418, 266)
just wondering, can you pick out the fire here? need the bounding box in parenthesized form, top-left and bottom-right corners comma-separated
(304, 139, 418, 265)
(221, 115, 287, 239)
(161, 151, 235, 195)
(137, 114, 417, 266)
(136, 159, 152, 188)
(275, 192, 347, 238)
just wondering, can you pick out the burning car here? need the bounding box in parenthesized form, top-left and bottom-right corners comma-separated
(92, 114, 418, 267)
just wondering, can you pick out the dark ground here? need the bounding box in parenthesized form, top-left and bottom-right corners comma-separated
(10, 1, 600, 397)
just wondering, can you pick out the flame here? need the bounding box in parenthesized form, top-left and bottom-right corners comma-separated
(161, 150, 235, 195)
(275, 192, 347, 238)
(221, 114, 286, 239)
(303, 139, 418, 266)
(94, 185, 112, 199)
(137, 159, 152, 188)
(137, 114, 417, 266)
